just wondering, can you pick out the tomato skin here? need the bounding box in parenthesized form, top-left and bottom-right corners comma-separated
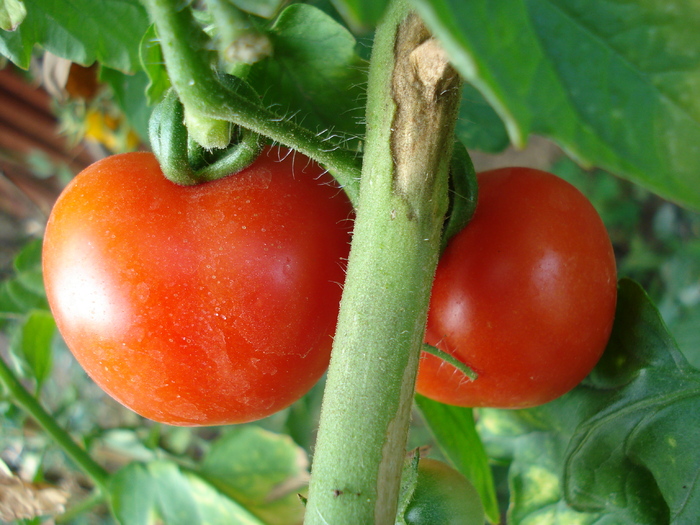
(43, 148, 352, 426)
(404, 459, 485, 525)
(416, 167, 617, 408)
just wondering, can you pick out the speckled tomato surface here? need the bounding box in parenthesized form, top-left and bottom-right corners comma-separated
(43, 148, 353, 425)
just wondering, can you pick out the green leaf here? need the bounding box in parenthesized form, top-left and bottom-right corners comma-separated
(330, 0, 389, 32)
(565, 279, 700, 523)
(478, 280, 700, 524)
(441, 140, 478, 252)
(0, 0, 26, 31)
(415, 395, 500, 524)
(479, 395, 667, 524)
(9, 310, 55, 389)
(668, 303, 700, 369)
(201, 426, 308, 525)
(457, 83, 509, 153)
(139, 24, 171, 106)
(110, 461, 265, 525)
(0, 239, 47, 319)
(12, 237, 45, 296)
(13, 237, 42, 273)
(232, 0, 283, 19)
(479, 406, 613, 525)
(0, 279, 46, 316)
(0, 0, 149, 71)
(412, 0, 700, 210)
(247, 3, 366, 145)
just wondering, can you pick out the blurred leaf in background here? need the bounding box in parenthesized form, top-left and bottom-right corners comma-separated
(110, 425, 309, 525)
(0, 239, 46, 322)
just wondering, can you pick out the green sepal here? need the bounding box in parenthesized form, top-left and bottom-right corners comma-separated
(149, 89, 196, 185)
(186, 74, 263, 181)
(149, 76, 263, 185)
(441, 140, 478, 252)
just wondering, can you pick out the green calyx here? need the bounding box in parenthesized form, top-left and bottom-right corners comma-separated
(441, 140, 478, 252)
(149, 76, 263, 186)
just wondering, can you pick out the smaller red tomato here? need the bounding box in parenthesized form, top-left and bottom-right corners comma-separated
(416, 167, 617, 409)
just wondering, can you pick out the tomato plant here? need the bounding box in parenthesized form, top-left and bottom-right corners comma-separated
(403, 459, 485, 525)
(1, 1, 699, 524)
(417, 167, 617, 408)
(42, 147, 352, 426)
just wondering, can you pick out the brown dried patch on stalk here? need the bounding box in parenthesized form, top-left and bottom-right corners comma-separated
(390, 13, 461, 202)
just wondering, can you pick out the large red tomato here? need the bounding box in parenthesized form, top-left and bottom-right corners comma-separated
(43, 148, 353, 426)
(416, 167, 617, 408)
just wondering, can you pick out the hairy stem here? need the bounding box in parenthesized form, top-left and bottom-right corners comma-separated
(304, 1, 462, 523)
(0, 356, 110, 492)
(142, 0, 361, 204)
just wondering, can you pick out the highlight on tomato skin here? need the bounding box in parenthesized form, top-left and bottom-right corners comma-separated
(416, 166, 618, 409)
(42, 147, 354, 426)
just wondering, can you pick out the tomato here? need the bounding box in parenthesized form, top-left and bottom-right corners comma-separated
(43, 147, 353, 426)
(404, 459, 485, 525)
(416, 167, 617, 408)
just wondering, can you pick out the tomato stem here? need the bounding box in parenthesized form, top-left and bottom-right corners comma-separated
(304, 1, 462, 523)
(204, 0, 271, 71)
(149, 87, 263, 185)
(422, 344, 478, 382)
(141, 0, 362, 204)
(0, 356, 111, 492)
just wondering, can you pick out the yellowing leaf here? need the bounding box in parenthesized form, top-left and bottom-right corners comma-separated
(0, 0, 26, 31)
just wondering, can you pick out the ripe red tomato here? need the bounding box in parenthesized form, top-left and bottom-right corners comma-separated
(416, 167, 617, 408)
(43, 148, 352, 426)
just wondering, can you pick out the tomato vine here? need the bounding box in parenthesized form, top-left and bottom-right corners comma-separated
(1, 0, 697, 524)
(142, 0, 363, 205)
(305, 2, 462, 522)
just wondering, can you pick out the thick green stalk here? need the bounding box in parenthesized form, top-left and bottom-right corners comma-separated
(142, 0, 361, 204)
(0, 356, 110, 492)
(304, 2, 462, 523)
